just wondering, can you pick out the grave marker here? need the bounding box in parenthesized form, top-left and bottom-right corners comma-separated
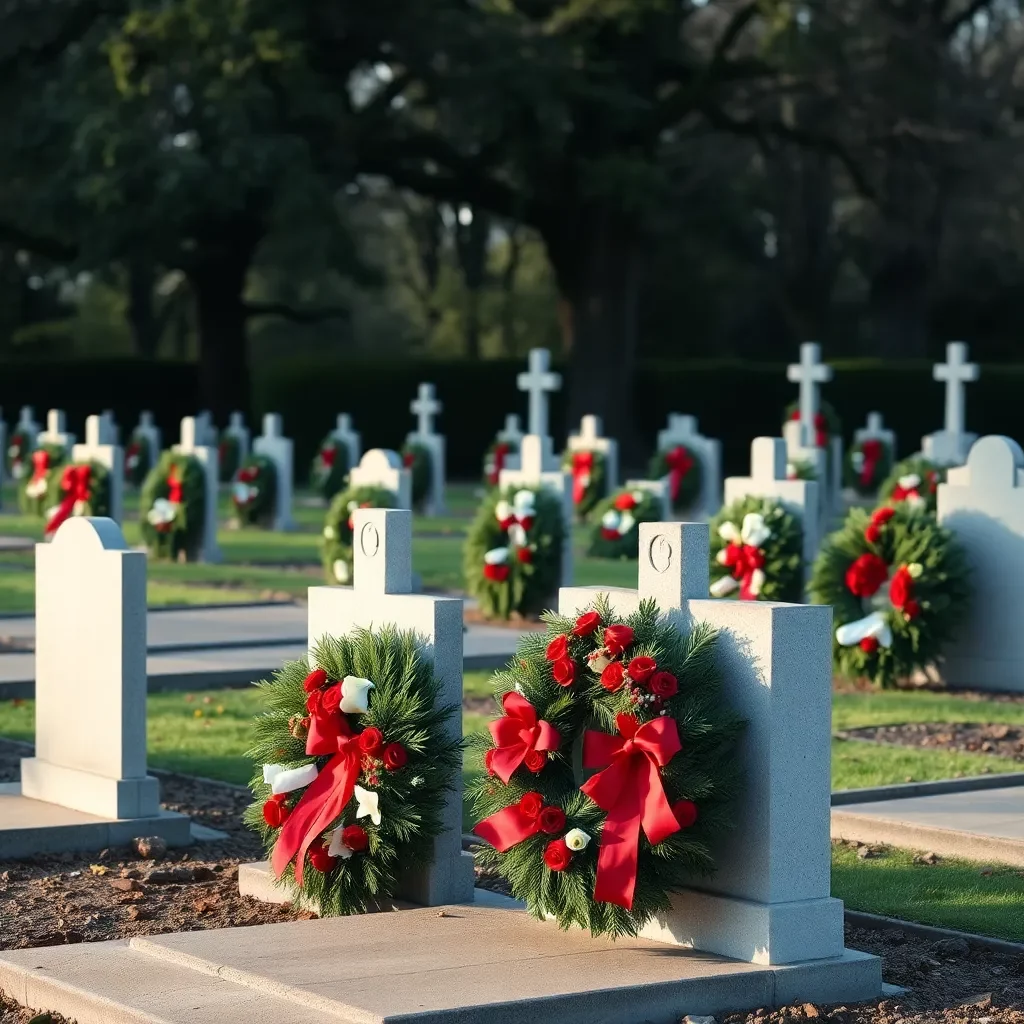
(195, 410, 217, 447)
(854, 411, 896, 456)
(566, 414, 619, 493)
(922, 341, 979, 466)
(38, 408, 76, 457)
(72, 414, 125, 524)
(517, 348, 561, 438)
(225, 411, 251, 461)
(330, 413, 362, 470)
(174, 416, 222, 563)
(655, 413, 723, 516)
(349, 449, 412, 510)
(134, 411, 162, 470)
(782, 419, 830, 528)
(16, 406, 40, 446)
(407, 383, 446, 516)
(252, 413, 296, 531)
(100, 409, 121, 445)
(496, 413, 524, 472)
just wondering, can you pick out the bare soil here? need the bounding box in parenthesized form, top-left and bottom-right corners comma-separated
(840, 722, 1024, 763)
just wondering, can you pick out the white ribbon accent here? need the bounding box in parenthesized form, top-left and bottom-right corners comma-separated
(741, 512, 771, 549)
(494, 500, 513, 523)
(262, 763, 318, 795)
(718, 521, 740, 543)
(354, 784, 381, 825)
(618, 512, 636, 535)
(484, 546, 509, 565)
(513, 490, 536, 514)
(601, 510, 620, 529)
(340, 676, 374, 714)
(898, 473, 921, 490)
(710, 575, 740, 597)
(835, 611, 893, 649)
(508, 523, 528, 548)
(332, 559, 350, 583)
(747, 568, 766, 597)
(327, 828, 355, 860)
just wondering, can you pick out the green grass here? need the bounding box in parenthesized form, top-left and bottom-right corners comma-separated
(834, 689, 1024, 730)
(832, 842, 1024, 941)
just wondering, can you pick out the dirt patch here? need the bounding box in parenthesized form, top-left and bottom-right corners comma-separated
(839, 722, 1024, 762)
(463, 606, 548, 629)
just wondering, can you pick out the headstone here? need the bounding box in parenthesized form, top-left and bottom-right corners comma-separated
(937, 436, 1024, 692)
(655, 413, 723, 516)
(71, 415, 125, 525)
(252, 413, 296, 531)
(134, 411, 162, 470)
(496, 413, 524, 472)
(921, 341, 979, 466)
(16, 406, 40, 446)
(517, 348, 561, 438)
(330, 413, 361, 470)
(785, 342, 840, 517)
(405, 383, 446, 516)
(566, 415, 619, 493)
(10, 518, 190, 849)
(724, 437, 821, 572)
(625, 477, 671, 519)
(558, 521, 863, 971)
(224, 411, 251, 461)
(348, 449, 412, 510)
(499, 435, 573, 586)
(195, 410, 217, 447)
(37, 409, 76, 457)
(173, 416, 222, 563)
(853, 411, 896, 456)
(100, 409, 120, 445)
(782, 419, 829, 529)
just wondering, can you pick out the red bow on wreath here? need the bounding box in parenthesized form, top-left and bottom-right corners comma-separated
(859, 440, 884, 489)
(487, 692, 560, 784)
(474, 791, 566, 852)
(44, 465, 92, 536)
(580, 713, 682, 910)
(320, 445, 337, 469)
(665, 446, 695, 504)
(789, 409, 828, 447)
(487, 443, 511, 487)
(29, 449, 51, 486)
(719, 543, 765, 601)
(167, 466, 184, 504)
(571, 451, 594, 505)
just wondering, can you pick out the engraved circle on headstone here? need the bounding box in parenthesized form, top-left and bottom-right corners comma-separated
(648, 534, 673, 574)
(359, 522, 381, 559)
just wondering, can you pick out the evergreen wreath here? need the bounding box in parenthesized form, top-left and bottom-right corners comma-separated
(320, 484, 398, 585)
(563, 448, 607, 518)
(647, 445, 703, 512)
(124, 432, 151, 488)
(140, 451, 207, 561)
(879, 457, 945, 513)
(708, 496, 804, 602)
(311, 435, 350, 502)
(7, 430, 32, 480)
(464, 485, 565, 620)
(483, 437, 515, 488)
(844, 438, 893, 497)
(809, 504, 971, 688)
(786, 458, 817, 481)
(218, 433, 242, 483)
(232, 454, 277, 527)
(401, 442, 432, 508)
(245, 627, 462, 915)
(470, 596, 744, 938)
(587, 488, 662, 560)
(19, 443, 66, 517)
(43, 460, 111, 536)
(783, 399, 842, 449)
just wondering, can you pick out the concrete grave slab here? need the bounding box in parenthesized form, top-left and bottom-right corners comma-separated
(252, 413, 296, 531)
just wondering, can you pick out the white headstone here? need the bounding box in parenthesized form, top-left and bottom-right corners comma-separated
(406, 383, 446, 516)
(499, 435, 573, 586)
(330, 413, 362, 470)
(16, 406, 40, 442)
(174, 416, 222, 563)
(625, 478, 671, 519)
(252, 413, 296, 531)
(71, 415, 125, 525)
(655, 413, 723, 516)
(225, 411, 251, 461)
(349, 449, 412, 510)
(495, 413, 524, 473)
(558, 521, 851, 967)
(853, 411, 896, 455)
(134, 411, 162, 469)
(566, 414, 619, 495)
(100, 409, 120, 445)
(786, 342, 833, 448)
(195, 410, 217, 447)
(38, 408, 76, 456)
(306, 508, 474, 904)
(783, 419, 831, 529)
(517, 348, 561, 438)
(922, 341, 979, 466)
(725, 437, 821, 572)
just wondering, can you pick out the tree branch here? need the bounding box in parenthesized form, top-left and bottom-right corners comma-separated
(940, 0, 994, 36)
(0, 220, 77, 262)
(243, 301, 351, 323)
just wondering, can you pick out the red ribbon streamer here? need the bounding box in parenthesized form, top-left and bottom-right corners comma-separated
(487, 443, 510, 487)
(30, 449, 51, 487)
(44, 465, 92, 536)
(474, 800, 544, 852)
(581, 713, 682, 910)
(720, 542, 766, 601)
(320, 445, 337, 469)
(789, 409, 828, 447)
(167, 466, 184, 504)
(665, 446, 695, 504)
(271, 708, 362, 885)
(859, 439, 883, 488)
(571, 451, 595, 505)
(487, 692, 560, 784)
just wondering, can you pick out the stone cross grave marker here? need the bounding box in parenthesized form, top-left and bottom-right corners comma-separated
(724, 436, 821, 574)
(407, 383, 446, 516)
(11, 517, 191, 852)
(938, 435, 1024, 692)
(566, 414, 619, 494)
(655, 413, 723, 516)
(134, 411, 162, 470)
(225, 411, 251, 461)
(922, 341, 979, 466)
(8, 407, 39, 488)
(72, 415, 125, 525)
(782, 419, 831, 528)
(495, 412, 524, 472)
(499, 434, 574, 586)
(349, 449, 412, 510)
(331, 413, 362, 470)
(786, 342, 840, 517)
(195, 410, 217, 447)
(38, 408, 76, 457)
(100, 409, 120, 445)
(16, 406, 40, 443)
(252, 413, 296, 531)
(850, 412, 897, 495)
(174, 416, 222, 563)
(517, 348, 561, 438)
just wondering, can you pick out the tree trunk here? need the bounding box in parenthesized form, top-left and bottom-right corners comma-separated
(126, 259, 160, 358)
(499, 227, 522, 356)
(867, 249, 932, 357)
(455, 208, 489, 360)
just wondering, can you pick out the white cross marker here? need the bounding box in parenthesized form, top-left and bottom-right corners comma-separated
(517, 348, 561, 438)
(410, 383, 441, 436)
(336, 413, 353, 433)
(934, 341, 978, 440)
(262, 413, 283, 438)
(786, 343, 833, 447)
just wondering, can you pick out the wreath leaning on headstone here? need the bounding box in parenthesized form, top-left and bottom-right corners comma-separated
(218, 433, 242, 483)
(320, 484, 397, 585)
(19, 443, 66, 517)
(708, 496, 804, 602)
(124, 432, 151, 488)
(647, 445, 703, 513)
(464, 485, 565, 621)
(809, 504, 971, 689)
(471, 596, 744, 939)
(400, 442, 432, 509)
(483, 436, 515, 489)
(563, 447, 606, 519)
(783, 398, 842, 451)
(232, 454, 277, 527)
(587, 488, 662, 560)
(43, 460, 111, 537)
(786, 458, 817, 481)
(844, 438, 893, 497)
(140, 451, 207, 561)
(245, 627, 463, 915)
(878, 457, 945, 514)
(311, 435, 350, 502)
(6, 430, 31, 480)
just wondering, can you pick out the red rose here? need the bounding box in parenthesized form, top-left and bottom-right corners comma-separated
(859, 636, 879, 653)
(672, 800, 698, 829)
(519, 791, 544, 820)
(601, 662, 627, 692)
(484, 748, 497, 777)
(573, 611, 602, 637)
(308, 846, 337, 873)
(543, 839, 572, 872)
(538, 805, 567, 835)
(545, 635, 569, 662)
(518, 515, 535, 532)
(320, 684, 342, 714)
(604, 624, 634, 656)
(484, 563, 510, 582)
(403, 452, 414, 467)
(306, 689, 323, 715)
(341, 824, 369, 852)
(552, 657, 577, 687)
(649, 671, 678, 698)
(517, 547, 533, 564)
(904, 599, 921, 620)
(600, 528, 621, 542)
(627, 656, 657, 684)
(872, 506, 896, 526)
(889, 566, 913, 610)
(262, 794, 288, 828)
(303, 668, 328, 693)
(864, 524, 881, 545)
(845, 553, 889, 598)
(383, 742, 408, 770)
(614, 492, 638, 511)
(358, 727, 384, 756)
(524, 749, 547, 772)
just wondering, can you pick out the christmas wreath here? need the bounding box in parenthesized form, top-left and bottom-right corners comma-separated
(320, 484, 397, 585)
(708, 496, 804, 602)
(218, 433, 242, 483)
(844, 438, 893, 497)
(6, 430, 32, 480)
(483, 437, 515, 489)
(124, 432, 151, 488)
(311, 435, 350, 502)
(464, 485, 565, 620)
(786, 458, 817, 481)
(587, 488, 662, 560)
(563, 448, 606, 519)
(879, 457, 945, 513)
(140, 451, 207, 560)
(783, 399, 842, 450)
(232, 454, 277, 527)
(470, 596, 744, 938)
(808, 504, 971, 688)
(245, 627, 462, 915)
(18, 443, 66, 517)
(647, 445, 703, 512)
(401, 442, 432, 509)
(42, 461, 111, 536)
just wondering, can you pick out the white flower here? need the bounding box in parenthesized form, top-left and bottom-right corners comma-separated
(11, 462, 25, 480)
(347, 500, 359, 512)
(147, 498, 178, 527)
(898, 473, 921, 490)
(631, 490, 645, 503)
(618, 512, 636, 535)
(907, 563, 924, 579)
(263, 763, 318, 795)
(717, 521, 741, 543)
(232, 483, 252, 504)
(851, 452, 864, 471)
(564, 828, 591, 852)
(601, 510, 620, 530)
(327, 828, 355, 860)
(835, 610, 893, 649)
(323, 525, 336, 540)
(340, 675, 374, 714)
(25, 478, 47, 499)
(740, 512, 771, 549)
(710, 575, 740, 598)
(353, 784, 381, 825)
(483, 546, 509, 565)
(715, 549, 730, 566)
(508, 523, 528, 548)
(512, 490, 536, 514)
(747, 568, 766, 597)
(907, 494, 926, 510)
(333, 559, 350, 584)
(786, 462, 797, 479)
(495, 500, 513, 523)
